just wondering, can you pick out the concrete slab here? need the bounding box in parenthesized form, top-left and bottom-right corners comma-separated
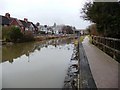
(79, 43, 97, 88)
(82, 36, 119, 88)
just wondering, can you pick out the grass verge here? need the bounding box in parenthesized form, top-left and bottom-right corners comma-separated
(74, 35, 85, 45)
(88, 35, 92, 44)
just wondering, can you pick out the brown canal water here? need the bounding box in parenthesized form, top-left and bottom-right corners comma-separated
(1, 38, 74, 88)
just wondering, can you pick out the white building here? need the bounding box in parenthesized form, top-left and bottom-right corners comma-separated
(52, 23, 64, 35)
(36, 23, 64, 34)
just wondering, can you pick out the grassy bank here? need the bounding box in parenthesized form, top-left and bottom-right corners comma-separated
(34, 35, 74, 41)
(88, 35, 92, 43)
(80, 36, 85, 42)
(74, 35, 85, 45)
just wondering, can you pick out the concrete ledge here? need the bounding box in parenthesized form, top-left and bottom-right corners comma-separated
(79, 43, 97, 88)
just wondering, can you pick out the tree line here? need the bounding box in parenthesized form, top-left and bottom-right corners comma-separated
(82, 1, 120, 38)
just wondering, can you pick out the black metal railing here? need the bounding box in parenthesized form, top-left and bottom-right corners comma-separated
(92, 35, 120, 63)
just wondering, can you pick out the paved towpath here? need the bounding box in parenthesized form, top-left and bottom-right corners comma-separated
(82, 36, 119, 88)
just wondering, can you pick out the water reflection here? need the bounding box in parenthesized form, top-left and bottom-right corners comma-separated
(0, 47, 1, 63)
(2, 38, 74, 88)
(2, 38, 73, 63)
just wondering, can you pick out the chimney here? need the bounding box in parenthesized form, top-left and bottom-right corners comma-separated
(24, 18, 28, 23)
(5, 13, 10, 19)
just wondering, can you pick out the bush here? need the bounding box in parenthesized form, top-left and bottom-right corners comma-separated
(2, 26, 35, 43)
(2, 26, 12, 41)
(23, 31, 35, 42)
(9, 26, 23, 42)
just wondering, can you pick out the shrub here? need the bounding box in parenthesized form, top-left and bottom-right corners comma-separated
(2, 26, 35, 43)
(22, 31, 35, 42)
(9, 26, 23, 42)
(2, 26, 12, 41)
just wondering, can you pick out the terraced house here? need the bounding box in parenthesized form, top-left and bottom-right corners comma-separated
(1, 13, 38, 33)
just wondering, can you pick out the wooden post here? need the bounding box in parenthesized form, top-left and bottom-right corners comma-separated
(113, 40, 116, 59)
(103, 37, 106, 52)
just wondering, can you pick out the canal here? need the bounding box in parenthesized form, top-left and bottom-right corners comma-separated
(1, 38, 74, 88)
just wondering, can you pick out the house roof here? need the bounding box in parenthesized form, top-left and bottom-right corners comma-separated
(1, 14, 37, 30)
(16, 19, 23, 26)
(0, 15, 21, 26)
(9, 18, 14, 23)
(9, 18, 23, 27)
(20, 20, 38, 29)
(1, 15, 9, 25)
(31, 22, 38, 29)
(19, 20, 31, 28)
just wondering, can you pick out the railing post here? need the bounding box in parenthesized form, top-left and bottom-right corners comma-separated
(78, 31, 80, 89)
(103, 37, 105, 52)
(113, 40, 116, 59)
(92, 35, 93, 44)
(91, 36, 120, 62)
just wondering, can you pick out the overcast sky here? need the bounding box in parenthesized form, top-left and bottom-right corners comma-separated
(0, 0, 91, 29)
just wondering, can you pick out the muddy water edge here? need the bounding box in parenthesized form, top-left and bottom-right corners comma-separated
(63, 42, 80, 89)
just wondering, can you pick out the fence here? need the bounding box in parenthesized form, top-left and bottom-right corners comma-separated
(92, 35, 120, 63)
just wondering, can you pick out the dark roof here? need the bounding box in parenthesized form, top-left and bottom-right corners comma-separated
(10, 18, 23, 26)
(0, 15, 37, 29)
(20, 20, 31, 28)
(9, 18, 15, 24)
(1, 15, 9, 25)
(31, 22, 38, 29)
(0, 15, 17, 26)
(15, 19, 23, 26)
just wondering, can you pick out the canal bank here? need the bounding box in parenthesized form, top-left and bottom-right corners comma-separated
(63, 36, 97, 89)
(34, 35, 74, 41)
(63, 43, 79, 89)
(2, 35, 75, 46)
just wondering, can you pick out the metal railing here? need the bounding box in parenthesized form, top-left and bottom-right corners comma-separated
(92, 35, 120, 63)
